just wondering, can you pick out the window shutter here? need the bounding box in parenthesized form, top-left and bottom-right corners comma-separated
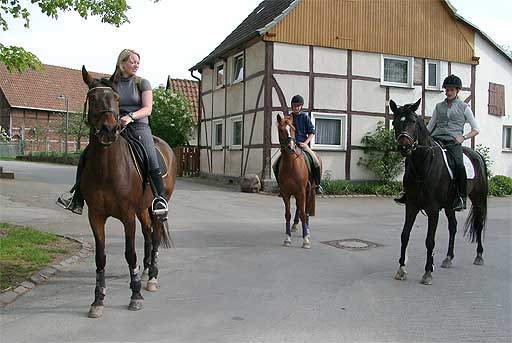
(488, 82, 505, 116)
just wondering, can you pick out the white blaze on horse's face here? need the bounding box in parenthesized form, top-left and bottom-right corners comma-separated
(285, 124, 295, 150)
(400, 116, 406, 122)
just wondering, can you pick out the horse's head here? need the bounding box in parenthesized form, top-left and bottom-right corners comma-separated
(390, 98, 421, 157)
(277, 114, 297, 153)
(82, 66, 121, 146)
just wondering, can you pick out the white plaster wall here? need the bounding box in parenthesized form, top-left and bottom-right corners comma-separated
(200, 121, 208, 147)
(274, 74, 309, 108)
(388, 86, 422, 108)
(270, 148, 280, 179)
(202, 67, 213, 92)
(314, 77, 347, 110)
(226, 82, 243, 115)
(244, 111, 264, 145)
(424, 90, 445, 117)
(246, 41, 266, 76)
(313, 47, 347, 75)
(225, 150, 242, 177)
(351, 115, 383, 147)
(450, 62, 471, 88)
(273, 43, 309, 72)
(245, 76, 264, 110)
(200, 149, 209, 173)
(352, 80, 386, 113)
(211, 150, 224, 175)
(314, 151, 346, 180)
(350, 150, 381, 181)
(474, 34, 512, 176)
(202, 93, 212, 119)
(212, 88, 225, 118)
(352, 51, 381, 78)
(244, 148, 263, 175)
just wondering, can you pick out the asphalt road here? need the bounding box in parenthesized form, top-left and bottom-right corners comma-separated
(0, 160, 511, 343)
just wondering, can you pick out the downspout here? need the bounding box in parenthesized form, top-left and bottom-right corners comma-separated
(190, 69, 208, 172)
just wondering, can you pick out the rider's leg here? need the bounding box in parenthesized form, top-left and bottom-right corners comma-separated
(57, 145, 88, 215)
(301, 144, 323, 194)
(446, 143, 466, 211)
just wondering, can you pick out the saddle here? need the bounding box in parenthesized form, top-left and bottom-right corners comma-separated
(434, 141, 475, 180)
(121, 129, 168, 186)
(275, 148, 316, 185)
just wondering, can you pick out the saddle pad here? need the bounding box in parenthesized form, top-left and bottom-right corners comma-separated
(435, 142, 475, 180)
(127, 139, 168, 183)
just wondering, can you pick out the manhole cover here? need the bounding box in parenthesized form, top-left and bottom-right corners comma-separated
(321, 238, 381, 251)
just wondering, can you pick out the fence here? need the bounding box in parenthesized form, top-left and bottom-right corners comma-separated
(0, 142, 20, 157)
(173, 146, 200, 177)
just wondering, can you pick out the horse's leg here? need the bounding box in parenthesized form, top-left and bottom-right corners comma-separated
(395, 205, 419, 281)
(123, 215, 143, 311)
(421, 212, 440, 285)
(441, 209, 457, 268)
(138, 210, 152, 283)
(291, 207, 300, 232)
(298, 191, 310, 249)
(147, 212, 162, 292)
(283, 195, 292, 247)
(88, 213, 107, 318)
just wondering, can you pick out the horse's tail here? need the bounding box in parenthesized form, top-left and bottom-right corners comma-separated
(464, 152, 488, 243)
(160, 218, 175, 249)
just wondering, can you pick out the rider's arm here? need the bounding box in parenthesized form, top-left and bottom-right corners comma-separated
(303, 115, 316, 146)
(426, 107, 438, 132)
(304, 133, 314, 145)
(462, 106, 480, 141)
(131, 90, 153, 121)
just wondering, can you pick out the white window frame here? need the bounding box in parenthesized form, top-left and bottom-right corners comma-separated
(311, 112, 347, 151)
(213, 119, 224, 150)
(230, 116, 243, 149)
(232, 53, 244, 84)
(503, 126, 512, 151)
(215, 62, 225, 89)
(425, 59, 441, 91)
(381, 54, 414, 88)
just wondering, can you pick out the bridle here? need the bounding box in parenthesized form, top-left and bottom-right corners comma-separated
(279, 123, 300, 157)
(83, 86, 123, 137)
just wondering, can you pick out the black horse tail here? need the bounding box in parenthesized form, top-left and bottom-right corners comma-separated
(160, 218, 175, 249)
(464, 152, 488, 243)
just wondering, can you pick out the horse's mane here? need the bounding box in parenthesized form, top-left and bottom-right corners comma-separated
(415, 114, 434, 146)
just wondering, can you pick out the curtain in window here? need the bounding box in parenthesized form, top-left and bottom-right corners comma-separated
(233, 121, 242, 145)
(234, 56, 244, 82)
(217, 65, 224, 86)
(316, 118, 341, 145)
(384, 59, 408, 84)
(504, 127, 512, 149)
(215, 124, 222, 146)
(428, 63, 437, 87)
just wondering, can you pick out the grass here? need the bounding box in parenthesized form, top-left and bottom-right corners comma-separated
(0, 223, 79, 291)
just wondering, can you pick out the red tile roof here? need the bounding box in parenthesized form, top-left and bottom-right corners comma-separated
(0, 64, 109, 113)
(168, 78, 199, 122)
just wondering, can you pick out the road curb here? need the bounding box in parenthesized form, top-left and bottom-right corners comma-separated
(0, 235, 93, 308)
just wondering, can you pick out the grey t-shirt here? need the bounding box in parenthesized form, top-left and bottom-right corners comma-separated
(117, 76, 152, 124)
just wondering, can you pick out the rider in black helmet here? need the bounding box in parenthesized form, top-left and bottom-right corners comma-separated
(273, 94, 323, 194)
(394, 74, 479, 211)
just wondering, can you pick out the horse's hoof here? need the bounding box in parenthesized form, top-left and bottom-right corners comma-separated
(441, 257, 452, 268)
(302, 236, 311, 249)
(291, 223, 298, 232)
(394, 266, 407, 281)
(142, 268, 149, 281)
(473, 256, 484, 266)
(88, 305, 104, 318)
(421, 272, 433, 285)
(128, 299, 143, 311)
(283, 235, 292, 247)
(146, 279, 158, 292)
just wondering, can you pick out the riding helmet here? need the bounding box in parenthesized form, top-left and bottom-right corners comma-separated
(291, 95, 304, 105)
(442, 74, 462, 89)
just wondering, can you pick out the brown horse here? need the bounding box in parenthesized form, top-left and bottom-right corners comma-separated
(276, 114, 321, 249)
(81, 67, 177, 318)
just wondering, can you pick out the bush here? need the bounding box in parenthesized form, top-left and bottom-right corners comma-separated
(488, 175, 512, 196)
(321, 170, 403, 196)
(475, 144, 493, 178)
(358, 121, 404, 183)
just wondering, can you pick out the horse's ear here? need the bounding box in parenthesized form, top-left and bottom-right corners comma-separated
(389, 99, 398, 114)
(82, 65, 94, 86)
(277, 114, 282, 124)
(410, 98, 421, 112)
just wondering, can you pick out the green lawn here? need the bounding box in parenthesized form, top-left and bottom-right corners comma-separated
(0, 223, 78, 291)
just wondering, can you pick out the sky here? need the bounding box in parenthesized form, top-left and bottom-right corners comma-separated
(1, 0, 511, 88)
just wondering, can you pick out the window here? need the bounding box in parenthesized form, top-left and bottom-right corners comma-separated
(503, 126, 512, 150)
(489, 82, 505, 116)
(213, 120, 223, 148)
(232, 54, 244, 83)
(311, 113, 347, 150)
(425, 60, 440, 90)
(381, 55, 413, 87)
(215, 63, 224, 88)
(231, 116, 242, 148)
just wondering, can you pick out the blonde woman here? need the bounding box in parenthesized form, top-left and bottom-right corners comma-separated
(58, 49, 168, 217)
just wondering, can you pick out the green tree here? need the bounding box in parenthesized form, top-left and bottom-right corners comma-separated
(0, 1, 155, 72)
(0, 125, 10, 142)
(150, 88, 195, 147)
(358, 121, 404, 183)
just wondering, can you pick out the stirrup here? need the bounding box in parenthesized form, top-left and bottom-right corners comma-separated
(152, 196, 168, 217)
(315, 184, 324, 194)
(56, 192, 73, 209)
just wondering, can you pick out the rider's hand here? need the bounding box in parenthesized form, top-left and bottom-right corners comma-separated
(454, 136, 465, 144)
(120, 115, 133, 127)
(298, 142, 306, 148)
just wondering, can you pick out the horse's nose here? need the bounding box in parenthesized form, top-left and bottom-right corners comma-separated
(101, 124, 116, 134)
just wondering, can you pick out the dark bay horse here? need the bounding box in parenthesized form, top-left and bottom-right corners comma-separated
(81, 67, 177, 318)
(390, 99, 487, 285)
(276, 114, 321, 249)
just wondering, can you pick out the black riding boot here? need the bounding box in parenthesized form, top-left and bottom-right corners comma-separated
(314, 165, 324, 194)
(394, 192, 407, 204)
(452, 167, 467, 211)
(149, 168, 168, 217)
(56, 147, 87, 215)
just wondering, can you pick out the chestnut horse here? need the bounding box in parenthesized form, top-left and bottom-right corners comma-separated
(276, 114, 321, 249)
(81, 67, 177, 318)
